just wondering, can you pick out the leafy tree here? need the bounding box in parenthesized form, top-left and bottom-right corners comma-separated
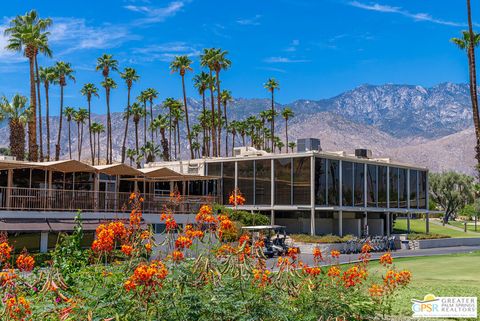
(0, 94, 30, 160)
(429, 172, 475, 223)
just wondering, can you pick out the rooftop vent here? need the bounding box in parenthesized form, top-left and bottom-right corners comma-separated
(297, 138, 321, 153)
(0, 155, 16, 161)
(233, 147, 269, 157)
(355, 149, 372, 158)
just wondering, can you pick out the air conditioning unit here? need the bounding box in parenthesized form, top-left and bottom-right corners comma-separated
(233, 147, 269, 157)
(0, 155, 16, 161)
(297, 138, 321, 152)
(355, 149, 372, 158)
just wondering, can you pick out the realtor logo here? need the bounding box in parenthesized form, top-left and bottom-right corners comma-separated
(412, 294, 477, 318)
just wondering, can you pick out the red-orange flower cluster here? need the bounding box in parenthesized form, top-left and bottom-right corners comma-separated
(16, 254, 35, 272)
(342, 265, 367, 288)
(171, 250, 184, 262)
(124, 261, 168, 291)
(195, 205, 217, 224)
(369, 283, 384, 298)
(303, 265, 322, 277)
(0, 269, 17, 287)
(5, 296, 31, 321)
(92, 221, 129, 254)
(185, 225, 204, 239)
(327, 266, 341, 278)
(160, 212, 178, 231)
(0, 241, 12, 263)
(252, 268, 271, 287)
(228, 191, 246, 206)
(330, 250, 340, 258)
(121, 245, 133, 256)
(287, 247, 300, 260)
(313, 247, 323, 262)
(379, 252, 393, 266)
(175, 236, 193, 249)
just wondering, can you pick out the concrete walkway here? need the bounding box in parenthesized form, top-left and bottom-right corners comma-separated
(266, 245, 480, 268)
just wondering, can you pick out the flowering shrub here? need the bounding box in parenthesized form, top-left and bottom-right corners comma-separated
(0, 192, 411, 320)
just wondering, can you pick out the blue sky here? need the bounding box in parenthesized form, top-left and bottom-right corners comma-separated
(0, 0, 477, 115)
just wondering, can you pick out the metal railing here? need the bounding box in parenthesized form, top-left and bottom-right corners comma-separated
(0, 186, 217, 214)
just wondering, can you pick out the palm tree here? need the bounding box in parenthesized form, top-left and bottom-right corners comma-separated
(63, 107, 75, 159)
(237, 121, 247, 147)
(170, 55, 194, 159)
(150, 115, 170, 161)
(452, 28, 480, 172)
(4, 10, 52, 161)
(74, 108, 88, 161)
(100, 77, 117, 164)
(53, 61, 75, 160)
(198, 109, 211, 156)
(193, 71, 211, 157)
(171, 102, 184, 160)
(0, 94, 30, 160)
(141, 141, 160, 163)
(126, 148, 136, 167)
(91, 122, 105, 164)
(281, 107, 294, 153)
(228, 120, 238, 155)
(129, 102, 145, 167)
(38, 66, 55, 161)
(96, 54, 118, 164)
(137, 90, 149, 146)
(200, 49, 218, 157)
(259, 110, 269, 150)
(288, 141, 296, 153)
(275, 139, 285, 153)
(120, 67, 140, 163)
(80, 83, 99, 164)
(264, 78, 280, 152)
(145, 88, 158, 143)
(220, 90, 233, 156)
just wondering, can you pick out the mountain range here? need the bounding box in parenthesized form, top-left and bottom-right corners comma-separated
(0, 82, 475, 175)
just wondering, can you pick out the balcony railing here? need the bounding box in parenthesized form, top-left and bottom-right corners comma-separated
(0, 187, 217, 214)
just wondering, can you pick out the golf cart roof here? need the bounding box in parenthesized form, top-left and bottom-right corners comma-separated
(241, 225, 286, 231)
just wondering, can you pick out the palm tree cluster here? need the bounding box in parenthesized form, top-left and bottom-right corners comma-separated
(4, 10, 298, 166)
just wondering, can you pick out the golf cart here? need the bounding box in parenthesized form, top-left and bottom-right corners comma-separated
(241, 225, 289, 258)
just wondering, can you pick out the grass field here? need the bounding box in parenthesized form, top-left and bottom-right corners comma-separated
(393, 219, 480, 238)
(448, 220, 480, 233)
(367, 251, 480, 318)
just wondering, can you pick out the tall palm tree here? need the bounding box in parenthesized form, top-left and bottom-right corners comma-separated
(281, 107, 294, 153)
(162, 98, 177, 160)
(200, 49, 219, 157)
(129, 102, 145, 167)
(0, 94, 30, 160)
(38, 66, 55, 161)
(228, 120, 238, 155)
(145, 88, 158, 143)
(150, 115, 170, 161)
(237, 121, 247, 147)
(170, 102, 184, 160)
(452, 29, 480, 173)
(63, 107, 75, 159)
(193, 71, 211, 156)
(220, 90, 233, 156)
(137, 90, 149, 147)
(100, 77, 117, 164)
(80, 83, 99, 164)
(126, 148, 136, 167)
(53, 61, 75, 160)
(91, 122, 105, 164)
(170, 55, 194, 159)
(90, 121, 100, 164)
(96, 54, 118, 163)
(198, 109, 211, 156)
(119, 67, 140, 163)
(288, 141, 296, 153)
(141, 141, 160, 163)
(275, 138, 285, 153)
(5, 10, 52, 161)
(264, 78, 280, 152)
(73, 108, 88, 161)
(259, 110, 269, 150)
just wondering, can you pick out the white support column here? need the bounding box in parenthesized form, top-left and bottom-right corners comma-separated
(40, 232, 48, 253)
(271, 209, 275, 225)
(338, 210, 343, 237)
(310, 155, 315, 236)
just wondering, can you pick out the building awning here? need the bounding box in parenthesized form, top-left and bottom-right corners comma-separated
(0, 160, 39, 171)
(29, 160, 97, 173)
(139, 167, 215, 181)
(94, 163, 143, 176)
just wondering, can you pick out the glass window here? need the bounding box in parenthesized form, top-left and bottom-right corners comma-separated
(399, 168, 408, 208)
(188, 181, 203, 195)
(418, 171, 427, 209)
(293, 157, 310, 205)
(51, 172, 64, 189)
(74, 172, 94, 191)
(409, 170, 417, 209)
(206, 162, 222, 200)
(327, 159, 340, 206)
(0, 170, 7, 187)
(222, 162, 235, 205)
(315, 158, 327, 205)
(237, 160, 254, 205)
(255, 159, 271, 205)
(30, 169, 47, 189)
(367, 164, 377, 207)
(207, 162, 221, 176)
(354, 163, 365, 207)
(13, 169, 30, 188)
(342, 161, 353, 206)
(378, 166, 387, 207)
(274, 158, 292, 205)
(389, 167, 399, 208)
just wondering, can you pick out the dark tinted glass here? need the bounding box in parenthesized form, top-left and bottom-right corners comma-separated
(378, 166, 388, 207)
(31, 169, 47, 188)
(222, 162, 235, 205)
(367, 164, 377, 207)
(315, 158, 327, 205)
(342, 161, 353, 206)
(418, 171, 427, 209)
(399, 168, 408, 208)
(327, 159, 340, 206)
(255, 159, 271, 205)
(354, 163, 365, 207)
(409, 170, 417, 208)
(274, 158, 292, 205)
(293, 157, 310, 205)
(389, 167, 399, 208)
(237, 160, 254, 205)
(13, 169, 30, 188)
(0, 170, 7, 187)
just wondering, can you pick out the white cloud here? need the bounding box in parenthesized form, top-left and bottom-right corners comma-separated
(131, 42, 200, 63)
(237, 14, 262, 26)
(0, 24, 26, 64)
(349, 1, 465, 27)
(284, 39, 300, 52)
(124, 1, 187, 25)
(264, 56, 309, 63)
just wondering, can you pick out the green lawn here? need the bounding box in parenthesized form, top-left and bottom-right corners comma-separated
(368, 251, 480, 318)
(393, 218, 480, 238)
(448, 220, 480, 233)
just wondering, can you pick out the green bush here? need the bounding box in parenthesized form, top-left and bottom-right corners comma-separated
(407, 233, 451, 240)
(290, 234, 354, 243)
(213, 204, 270, 226)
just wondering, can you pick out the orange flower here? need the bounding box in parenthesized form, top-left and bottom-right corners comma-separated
(0, 241, 12, 263)
(171, 250, 184, 262)
(395, 270, 412, 286)
(195, 205, 217, 224)
(0, 269, 17, 287)
(121, 245, 133, 256)
(287, 247, 299, 260)
(342, 265, 367, 288)
(216, 244, 235, 256)
(361, 242, 372, 253)
(327, 266, 340, 278)
(108, 221, 127, 240)
(124, 261, 168, 292)
(379, 252, 393, 266)
(330, 250, 340, 258)
(140, 230, 152, 240)
(228, 190, 246, 206)
(92, 228, 115, 253)
(383, 269, 397, 286)
(129, 210, 142, 228)
(238, 234, 250, 246)
(5, 296, 31, 321)
(369, 284, 384, 298)
(252, 268, 271, 287)
(145, 243, 152, 252)
(303, 265, 322, 277)
(16, 254, 35, 272)
(313, 247, 323, 262)
(175, 236, 193, 249)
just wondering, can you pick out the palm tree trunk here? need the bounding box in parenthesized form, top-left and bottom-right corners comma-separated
(28, 55, 38, 161)
(232, 133, 235, 155)
(105, 88, 109, 163)
(150, 100, 154, 144)
(77, 122, 80, 160)
(209, 70, 217, 157)
(467, 0, 480, 175)
(242, 135, 245, 147)
(135, 120, 140, 168)
(35, 56, 43, 162)
(93, 131, 96, 165)
(271, 90, 275, 153)
(215, 70, 222, 156)
(88, 98, 94, 165)
(169, 108, 172, 160)
(182, 75, 194, 159)
(285, 119, 289, 153)
(97, 133, 100, 165)
(44, 82, 50, 161)
(80, 123, 84, 160)
(160, 128, 169, 161)
(108, 95, 113, 164)
(173, 124, 177, 160)
(223, 102, 228, 157)
(143, 101, 147, 147)
(68, 120, 72, 160)
(10, 120, 26, 161)
(177, 122, 181, 159)
(121, 86, 131, 163)
(55, 85, 64, 161)
(202, 92, 206, 157)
